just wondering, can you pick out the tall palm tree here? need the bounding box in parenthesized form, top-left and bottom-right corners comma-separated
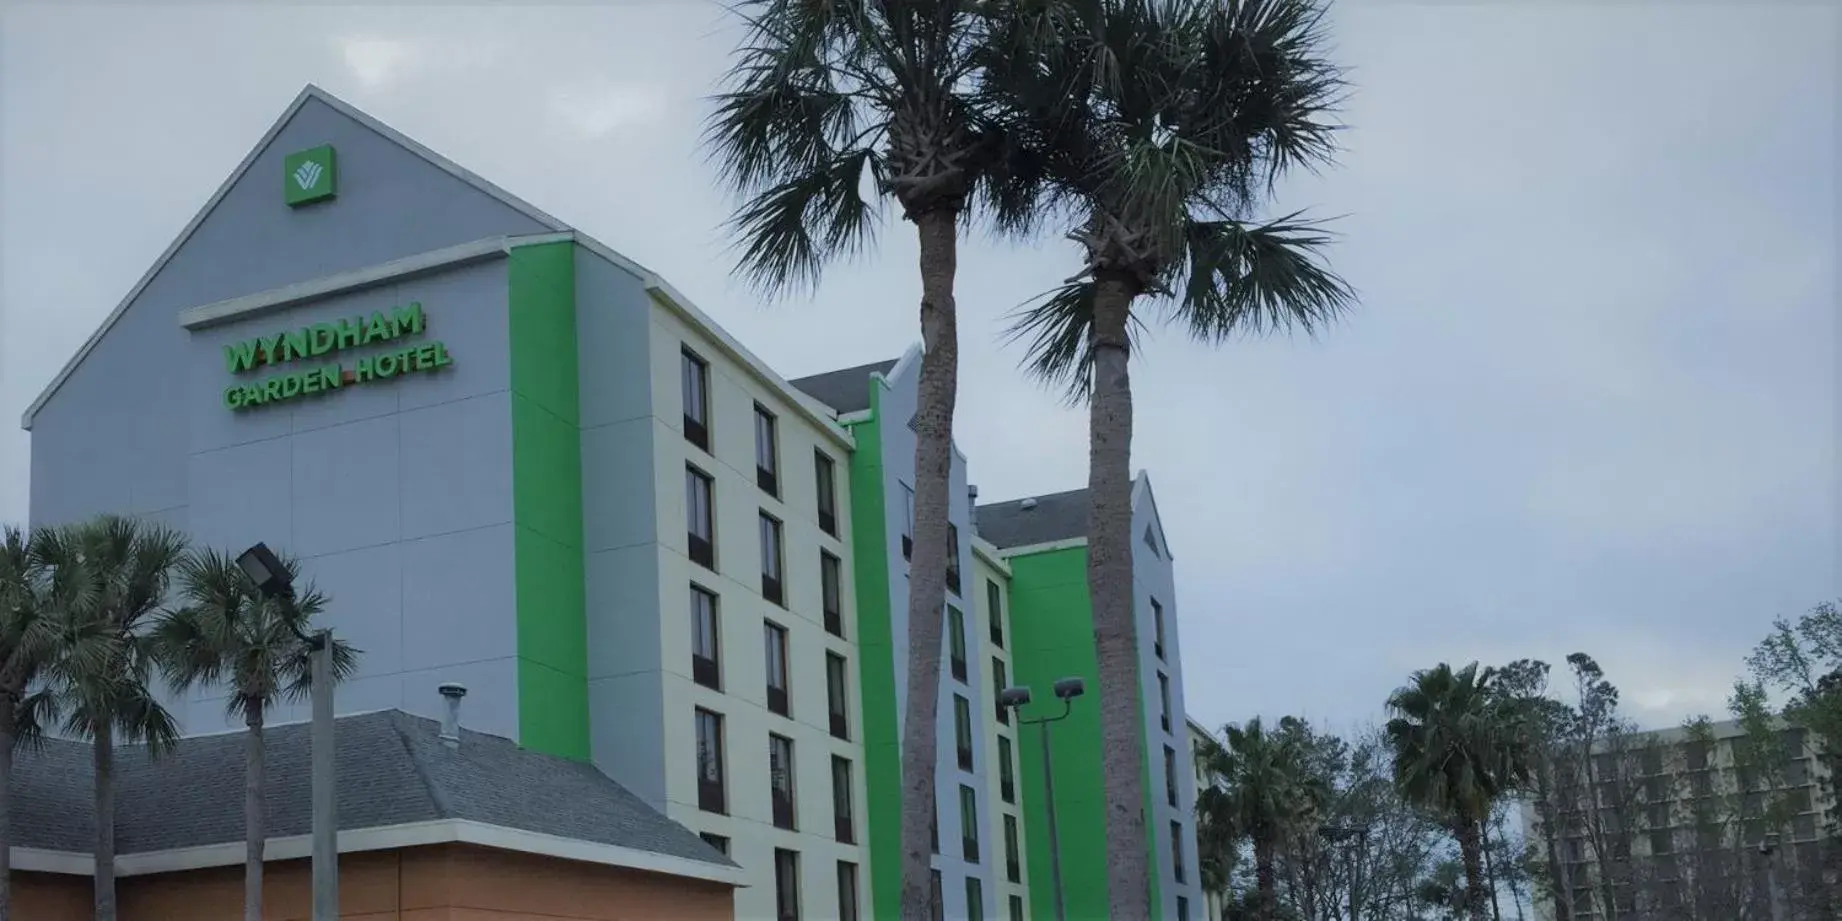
(983, 2, 1352, 915)
(153, 548, 357, 921)
(705, 3, 1043, 915)
(1196, 716, 1323, 921)
(39, 514, 188, 921)
(0, 526, 69, 918)
(1385, 662, 1532, 921)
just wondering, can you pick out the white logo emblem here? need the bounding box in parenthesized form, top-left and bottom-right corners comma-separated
(293, 160, 325, 191)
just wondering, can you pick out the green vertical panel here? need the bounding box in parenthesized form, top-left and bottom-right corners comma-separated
(507, 240, 589, 760)
(846, 385, 904, 921)
(1008, 546, 1114, 920)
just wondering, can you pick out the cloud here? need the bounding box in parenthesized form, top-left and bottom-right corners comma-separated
(336, 36, 420, 89)
(545, 81, 670, 139)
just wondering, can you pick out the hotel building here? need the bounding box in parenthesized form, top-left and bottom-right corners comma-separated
(20, 84, 1202, 920)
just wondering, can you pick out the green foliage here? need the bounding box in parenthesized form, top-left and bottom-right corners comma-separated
(0, 526, 69, 743)
(1385, 662, 1532, 826)
(980, 0, 1356, 399)
(154, 548, 359, 727)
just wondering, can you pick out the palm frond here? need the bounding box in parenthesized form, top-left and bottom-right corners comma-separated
(1004, 275, 1150, 403)
(727, 147, 888, 294)
(1169, 211, 1353, 341)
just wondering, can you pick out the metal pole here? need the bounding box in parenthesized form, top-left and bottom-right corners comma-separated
(310, 631, 338, 921)
(1039, 719, 1066, 921)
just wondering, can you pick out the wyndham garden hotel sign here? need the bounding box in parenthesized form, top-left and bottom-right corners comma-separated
(222, 302, 454, 411)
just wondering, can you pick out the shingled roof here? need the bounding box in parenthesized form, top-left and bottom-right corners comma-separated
(975, 487, 1091, 549)
(789, 359, 897, 415)
(13, 709, 733, 872)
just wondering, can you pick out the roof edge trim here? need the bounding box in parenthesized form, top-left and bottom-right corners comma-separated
(992, 536, 1089, 558)
(177, 231, 573, 331)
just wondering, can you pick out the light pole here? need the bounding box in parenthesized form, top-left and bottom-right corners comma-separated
(1758, 832, 1787, 921)
(998, 677, 1085, 921)
(1320, 824, 1370, 921)
(237, 542, 338, 921)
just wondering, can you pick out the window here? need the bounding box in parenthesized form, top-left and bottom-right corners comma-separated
(1151, 597, 1166, 661)
(1177, 897, 1190, 921)
(987, 580, 1004, 647)
(755, 403, 780, 496)
(836, 861, 860, 921)
(682, 349, 710, 451)
(821, 550, 844, 637)
(760, 512, 786, 605)
(700, 832, 729, 855)
(1144, 524, 1161, 558)
(832, 755, 855, 843)
(1157, 672, 1172, 733)
(998, 736, 1015, 804)
(948, 606, 967, 682)
(691, 586, 721, 690)
(954, 695, 974, 771)
(774, 848, 801, 921)
(1164, 745, 1179, 807)
(695, 708, 726, 813)
(1004, 814, 1021, 882)
(960, 784, 980, 862)
(965, 876, 984, 921)
(686, 466, 715, 569)
(765, 621, 791, 717)
(1170, 820, 1186, 883)
(770, 734, 797, 830)
(929, 870, 943, 921)
(815, 451, 839, 537)
(993, 658, 1009, 724)
(827, 652, 850, 740)
(1009, 895, 1025, 921)
(931, 808, 939, 853)
(901, 483, 915, 559)
(946, 523, 962, 594)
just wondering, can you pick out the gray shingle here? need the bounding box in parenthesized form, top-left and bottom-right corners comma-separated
(975, 488, 1090, 549)
(789, 359, 896, 415)
(13, 710, 733, 871)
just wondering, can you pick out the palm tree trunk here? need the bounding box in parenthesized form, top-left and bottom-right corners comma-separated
(897, 205, 960, 921)
(0, 701, 14, 921)
(245, 709, 265, 921)
(1089, 272, 1150, 921)
(94, 719, 116, 921)
(1254, 837, 1278, 921)
(1456, 815, 1490, 921)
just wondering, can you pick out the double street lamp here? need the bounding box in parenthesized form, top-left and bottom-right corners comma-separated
(237, 542, 339, 921)
(998, 677, 1086, 921)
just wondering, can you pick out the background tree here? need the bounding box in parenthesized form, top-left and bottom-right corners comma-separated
(986, 1, 1353, 913)
(0, 526, 68, 918)
(705, 4, 1042, 914)
(1386, 662, 1530, 921)
(154, 547, 358, 921)
(38, 514, 186, 921)
(1197, 716, 1322, 921)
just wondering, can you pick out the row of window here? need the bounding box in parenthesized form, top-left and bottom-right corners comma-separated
(922, 871, 1028, 921)
(690, 582, 853, 735)
(686, 467, 847, 631)
(684, 348, 844, 536)
(898, 487, 964, 595)
(694, 707, 859, 841)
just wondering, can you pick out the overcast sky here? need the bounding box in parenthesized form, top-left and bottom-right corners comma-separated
(1, 2, 1835, 736)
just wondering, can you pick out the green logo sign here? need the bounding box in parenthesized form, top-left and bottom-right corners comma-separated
(283, 145, 337, 207)
(222, 302, 455, 411)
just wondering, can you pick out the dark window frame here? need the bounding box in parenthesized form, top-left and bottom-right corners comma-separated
(993, 657, 1009, 725)
(901, 483, 914, 560)
(826, 652, 850, 740)
(770, 733, 798, 831)
(821, 550, 844, 637)
(691, 585, 721, 691)
(695, 708, 727, 814)
(765, 619, 792, 717)
(760, 511, 786, 606)
(774, 847, 801, 921)
(998, 735, 1015, 804)
(987, 579, 1004, 647)
(1004, 813, 1021, 883)
(1164, 744, 1179, 807)
(948, 606, 967, 683)
(965, 875, 984, 921)
(700, 831, 729, 855)
(1170, 820, 1186, 883)
(954, 694, 974, 771)
(1151, 597, 1166, 661)
(755, 402, 781, 496)
(686, 466, 716, 570)
(815, 451, 839, 537)
(832, 755, 856, 844)
(960, 784, 980, 862)
(1157, 671, 1172, 734)
(681, 348, 710, 452)
(945, 523, 962, 595)
(836, 861, 861, 921)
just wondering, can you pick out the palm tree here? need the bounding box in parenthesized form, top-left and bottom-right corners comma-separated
(1385, 662, 1532, 921)
(0, 526, 67, 918)
(38, 514, 188, 921)
(705, 3, 1044, 915)
(153, 547, 357, 921)
(1196, 716, 1323, 921)
(982, 2, 1352, 915)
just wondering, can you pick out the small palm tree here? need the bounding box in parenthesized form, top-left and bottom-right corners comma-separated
(1196, 716, 1323, 921)
(0, 526, 69, 918)
(38, 514, 188, 921)
(982, 2, 1353, 915)
(154, 547, 357, 921)
(705, 3, 1044, 915)
(1386, 662, 1532, 921)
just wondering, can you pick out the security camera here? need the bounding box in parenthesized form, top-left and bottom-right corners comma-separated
(1053, 677, 1086, 700)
